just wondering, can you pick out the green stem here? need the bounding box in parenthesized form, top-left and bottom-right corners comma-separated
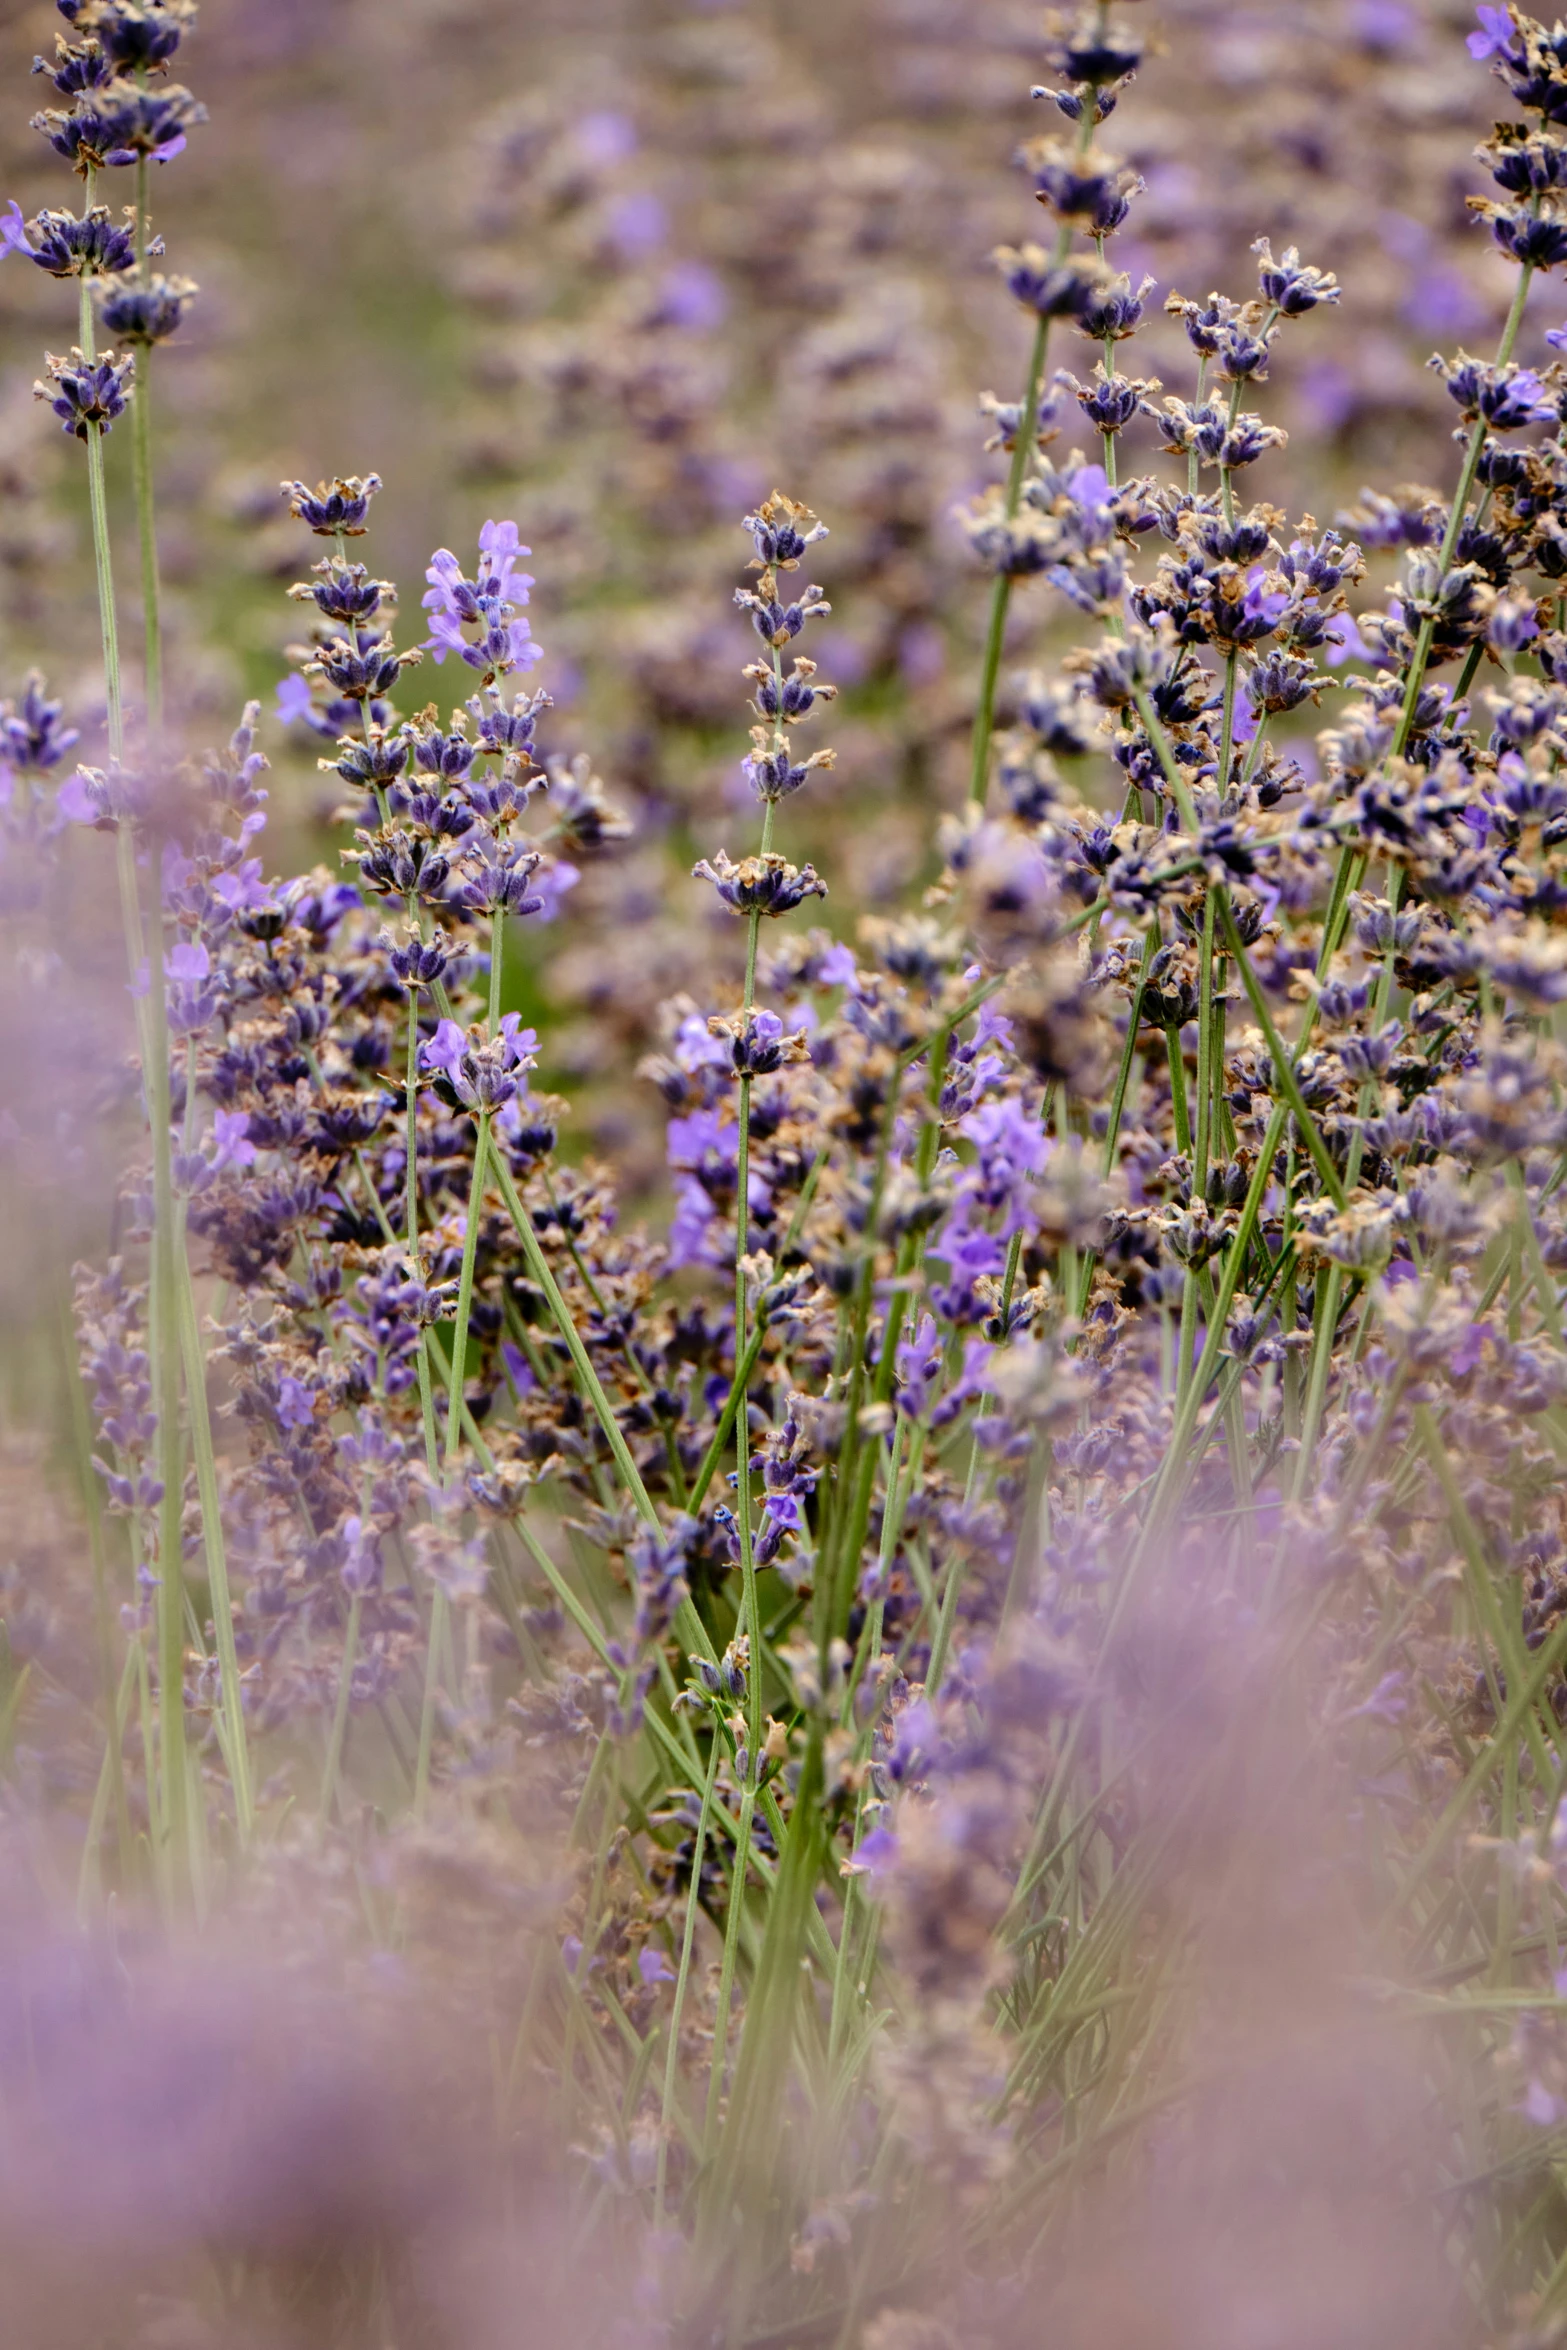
(655, 1718, 720, 2225)
(63, 1290, 134, 1890)
(1215, 648, 1238, 801)
(1194, 888, 1217, 1196)
(175, 1227, 254, 1838)
(733, 798, 774, 1782)
(1189, 354, 1208, 499)
(1393, 263, 1534, 758)
(416, 1097, 493, 1814)
(89, 346, 190, 1884)
(1218, 896, 1346, 1209)
(77, 1644, 139, 1919)
(1133, 690, 1346, 1210)
(402, 983, 441, 1478)
(703, 1781, 756, 2157)
(968, 317, 1049, 808)
(320, 1590, 361, 1819)
(131, 354, 162, 735)
(414, 1585, 447, 1821)
(146, 922, 189, 1878)
(444, 1109, 492, 1467)
(823, 1025, 952, 1659)
(492, 1156, 670, 1541)
(1165, 1027, 1191, 1157)
(1101, 929, 1155, 1185)
(489, 904, 505, 1035)
(79, 291, 125, 766)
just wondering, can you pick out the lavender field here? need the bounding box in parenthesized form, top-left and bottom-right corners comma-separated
(6, 1, 1567, 2343)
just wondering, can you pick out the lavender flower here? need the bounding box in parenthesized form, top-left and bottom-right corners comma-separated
(422, 519, 542, 677)
(281, 473, 383, 536)
(34, 344, 133, 436)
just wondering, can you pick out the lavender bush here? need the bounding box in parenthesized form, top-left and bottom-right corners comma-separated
(10, 2, 1567, 2344)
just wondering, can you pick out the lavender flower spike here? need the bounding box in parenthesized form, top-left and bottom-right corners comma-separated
(421, 519, 542, 677)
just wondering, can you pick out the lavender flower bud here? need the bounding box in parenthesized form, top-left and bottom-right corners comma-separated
(1471, 199, 1567, 269)
(1481, 122, 1567, 193)
(1251, 237, 1341, 315)
(1044, 13, 1144, 86)
(1030, 145, 1143, 234)
(34, 77, 205, 170)
(304, 630, 421, 702)
(992, 242, 1112, 322)
(281, 474, 383, 536)
(692, 849, 829, 918)
(380, 926, 450, 990)
(741, 491, 827, 571)
(34, 345, 133, 438)
(1060, 363, 1161, 435)
(1074, 268, 1156, 343)
(454, 834, 546, 919)
(351, 828, 449, 901)
(1432, 352, 1558, 429)
(741, 726, 838, 803)
(321, 724, 408, 799)
(289, 559, 395, 626)
(542, 752, 631, 850)
(16, 202, 140, 277)
(85, 1, 199, 72)
(95, 268, 196, 343)
(32, 37, 114, 97)
(0, 673, 79, 773)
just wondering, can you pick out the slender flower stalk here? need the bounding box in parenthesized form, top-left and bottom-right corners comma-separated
(657, 1716, 720, 2224)
(967, 93, 1100, 806)
(73, 209, 197, 1880)
(130, 152, 163, 732)
(1394, 261, 1536, 756)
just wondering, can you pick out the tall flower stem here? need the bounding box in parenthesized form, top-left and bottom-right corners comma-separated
(493, 1157, 663, 1532)
(703, 774, 782, 2166)
(1193, 888, 1218, 1196)
(175, 1219, 254, 1840)
(733, 796, 775, 1778)
(1394, 262, 1534, 756)
(132, 154, 163, 733)
(78, 276, 125, 766)
(415, 1100, 493, 1816)
(444, 1111, 492, 1469)
(320, 1591, 361, 1820)
(494, 1161, 729, 1691)
(143, 972, 190, 1876)
(655, 1717, 720, 2225)
(402, 948, 441, 1478)
(1193, 650, 1239, 1202)
(967, 102, 1096, 807)
(80, 253, 191, 1884)
(685, 1157, 825, 1515)
(968, 318, 1050, 808)
(94, 226, 249, 1852)
(824, 1023, 953, 1659)
(703, 1772, 756, 2161)
(61, 1288, 134, 1888)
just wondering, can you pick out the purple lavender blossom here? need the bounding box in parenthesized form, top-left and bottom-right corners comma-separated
(1469, 3, 1518, 59)
(422, 520, 542, 677)
(959, 1096, 1050, 1235)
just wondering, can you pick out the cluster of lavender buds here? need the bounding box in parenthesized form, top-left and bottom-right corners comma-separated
(16, 5, 1567, 2346)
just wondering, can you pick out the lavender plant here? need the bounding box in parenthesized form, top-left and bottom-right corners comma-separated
(15, 3, 1567, 2345)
